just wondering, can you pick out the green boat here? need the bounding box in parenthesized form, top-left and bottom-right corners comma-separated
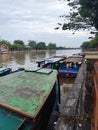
(0, 67, 12, 76)
(0, 68, 60, 130)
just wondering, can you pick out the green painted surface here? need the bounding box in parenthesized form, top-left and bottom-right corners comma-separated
(0, 70, 57, 118)
(0, 107, 25, 130)
(0, 67, 7, 71)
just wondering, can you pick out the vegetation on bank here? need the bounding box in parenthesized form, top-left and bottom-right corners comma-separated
(0, 39, 80, 51)
(0, 40, 66, 51)
(81, 34, 98, 50)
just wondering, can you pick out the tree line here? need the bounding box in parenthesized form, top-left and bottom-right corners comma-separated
(0, 40, 65, 51)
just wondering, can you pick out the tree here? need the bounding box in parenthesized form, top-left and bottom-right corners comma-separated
(81, 41, 90, 49)
(81, 34, 98, 49)
(89, 34, 98, 48)
(28, 40, 36, 50)
(0, 40, 12, 50)
(36, 42, 46, 50)
(47, 43, 56, 49)
(13, 40, 25, 50)
(57, 0, 98, 34)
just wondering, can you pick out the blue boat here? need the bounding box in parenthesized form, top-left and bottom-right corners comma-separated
(59, 67, 78, 78)
(0, 67, 12, 76)
(59, 56, 84, 78)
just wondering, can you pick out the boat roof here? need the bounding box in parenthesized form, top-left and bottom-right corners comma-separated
(64, 56, 83, 63)
(0, 69, 57, 119)
(36, 56, 66, 64)
(46, 56, 66, 63)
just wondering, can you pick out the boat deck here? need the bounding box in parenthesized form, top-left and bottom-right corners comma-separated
(0, 70, 57, 119)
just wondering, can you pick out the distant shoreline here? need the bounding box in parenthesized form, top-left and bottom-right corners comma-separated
(0, 48, 81, 54)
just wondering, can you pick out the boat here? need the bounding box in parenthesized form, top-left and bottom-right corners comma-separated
(0, 66, 12, 76)
(0, 68, 60, 130)
(59, 55, 84, 78)
(36, 55, 66, 69)
(72, 53, 85, 58)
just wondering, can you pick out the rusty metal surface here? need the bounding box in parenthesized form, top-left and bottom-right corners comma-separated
(0, 70, 57, 118)
(93, 61, 98, 130)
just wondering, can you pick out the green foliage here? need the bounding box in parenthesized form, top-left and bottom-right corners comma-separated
(81, 34, 98, 49)
(0, 39, 64, 51)
(14, 40, 24, 46)
(81, 41, 90, 49)
(13, 40, 25, 50)
(0, 40, 12, 49)
(36, 42, 46, 50)
(58, 0, 98, 33)
(47, 43, 56, 49)
(28, 40, 36, 49)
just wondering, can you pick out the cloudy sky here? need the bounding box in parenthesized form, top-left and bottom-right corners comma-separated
(0, 0, 92, 47)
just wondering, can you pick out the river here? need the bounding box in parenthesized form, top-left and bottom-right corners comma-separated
(0, 49, 82, 71)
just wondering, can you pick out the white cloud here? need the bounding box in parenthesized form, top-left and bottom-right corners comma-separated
(0, 0, 92, 47)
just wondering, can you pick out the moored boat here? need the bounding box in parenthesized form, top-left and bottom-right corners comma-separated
(59, 55, 84, 78)
(0, 66, 12, 76)
(36, 55, 66, 69)
(0, 68, 60, 130)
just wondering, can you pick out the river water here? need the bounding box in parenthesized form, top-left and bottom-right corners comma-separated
(0, 49, 81, 71)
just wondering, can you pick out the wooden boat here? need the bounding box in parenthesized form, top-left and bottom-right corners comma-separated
(36, 55, 66, 69)
(59, 55, 84, 78)
(0, 68, 60, 130)
(0, 66, 12, 76)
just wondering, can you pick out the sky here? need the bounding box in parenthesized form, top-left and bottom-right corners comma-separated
(0, 0, 93, 47)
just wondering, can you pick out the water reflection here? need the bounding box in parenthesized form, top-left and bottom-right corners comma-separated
(11, 52, 25, 65)
(0, 53, 11, 66)
(45, 50, 56, 58)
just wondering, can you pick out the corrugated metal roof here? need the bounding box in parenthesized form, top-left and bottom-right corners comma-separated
(0, 70, 57, 119)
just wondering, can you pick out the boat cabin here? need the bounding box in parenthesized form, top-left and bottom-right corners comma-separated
(36, 56, 66, 70)
(0, 68, 60, 130)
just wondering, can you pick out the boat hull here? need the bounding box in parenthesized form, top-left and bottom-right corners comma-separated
(59, 68, 78, 78)
(0, 68, 12, 76)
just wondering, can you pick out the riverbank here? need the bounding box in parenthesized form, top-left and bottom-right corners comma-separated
(54, 51, 98, 130)
(54, 59, 94, 130)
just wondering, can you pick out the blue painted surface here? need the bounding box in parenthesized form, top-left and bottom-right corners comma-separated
(59, 67, 78, 73)
(59, 67, 78, 78)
